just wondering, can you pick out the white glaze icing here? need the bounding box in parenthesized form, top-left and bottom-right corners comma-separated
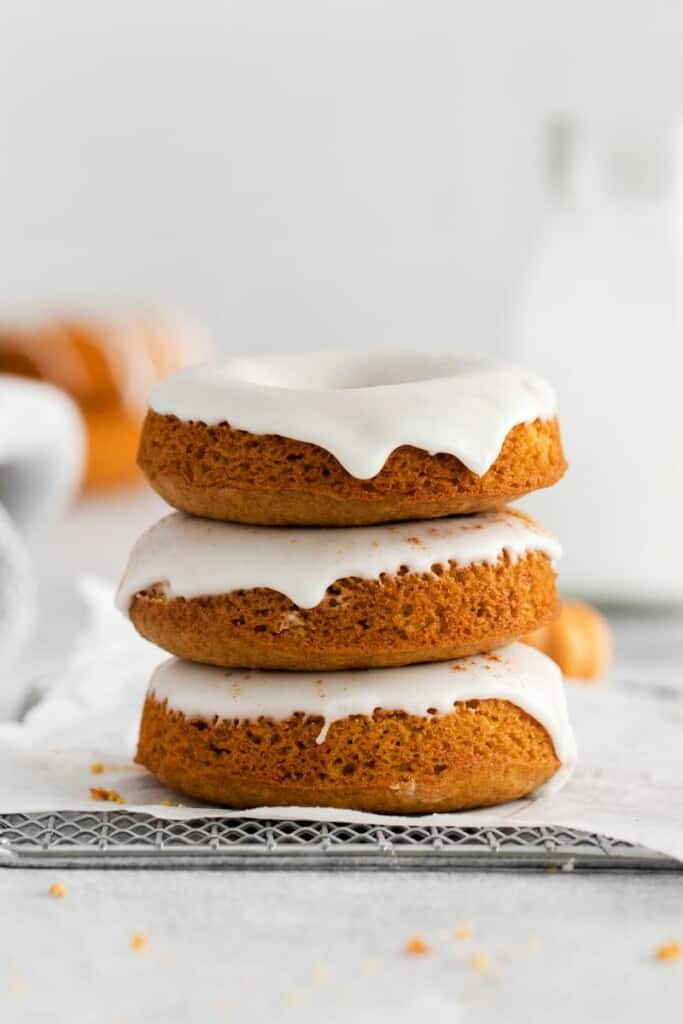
(116, 508, 560, 612)
(148, 642, 577, 765)
(148, 351, 557, 478)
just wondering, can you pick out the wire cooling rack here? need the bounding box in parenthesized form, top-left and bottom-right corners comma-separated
(0, 812, 679, 869)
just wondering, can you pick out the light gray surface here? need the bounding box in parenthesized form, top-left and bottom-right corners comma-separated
(0, 869, 681, 1022)
(3, 494, 682, 1021)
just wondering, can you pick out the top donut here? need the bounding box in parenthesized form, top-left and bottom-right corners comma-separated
(138, 351, 566, 525)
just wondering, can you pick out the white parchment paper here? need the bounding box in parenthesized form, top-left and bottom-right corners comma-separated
(1, 579, 682, 860)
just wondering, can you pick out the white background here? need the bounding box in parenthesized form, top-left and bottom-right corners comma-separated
(3, 0, 683, 355)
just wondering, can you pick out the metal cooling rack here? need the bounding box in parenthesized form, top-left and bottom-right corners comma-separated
(0, 812, 679, 869)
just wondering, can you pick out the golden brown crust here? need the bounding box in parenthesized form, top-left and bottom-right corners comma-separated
(136, 694, 560, 812)
(128, 550, 559, 670)
(138, 412, 567, 525)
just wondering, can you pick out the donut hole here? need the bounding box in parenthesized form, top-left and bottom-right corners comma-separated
(222, 352, 462, 392)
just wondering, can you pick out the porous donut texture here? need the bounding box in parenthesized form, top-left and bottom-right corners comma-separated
(136, 694, 560, 812)
(128, 550, 559, 671)
(138, 412, 567, 525)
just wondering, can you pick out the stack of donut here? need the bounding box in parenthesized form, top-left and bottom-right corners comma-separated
(117, 351, 577, 812)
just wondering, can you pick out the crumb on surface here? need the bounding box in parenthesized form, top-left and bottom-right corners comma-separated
(453, 926, 472, 942)
(90, 787, 125, 804)
(48, 883, 66, 899)
(404, 936, 430, 955)
(655, 941, 682, 963)
(89, 763, 105, 775)
(284, 989, 306, 1008)
(469, 952, 491, 973)
(161, 798, 183, 807)
(130, 933, 148, 952)
(311, 963, 330, 983)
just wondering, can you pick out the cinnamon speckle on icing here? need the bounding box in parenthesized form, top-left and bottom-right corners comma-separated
(146, 643, 576, 771)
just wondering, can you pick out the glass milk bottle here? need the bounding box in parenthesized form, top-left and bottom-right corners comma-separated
(512, 119, 683, 604)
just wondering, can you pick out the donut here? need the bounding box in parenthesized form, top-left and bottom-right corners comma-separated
(0, 312, 206, 489)
(138, 351, 566, 525)
(524, 601, 611, 681)
(135, 643, 576, 812)
(117, 508, 561, 670)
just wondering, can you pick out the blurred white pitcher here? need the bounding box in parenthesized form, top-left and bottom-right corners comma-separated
(512, 118, 683, 604)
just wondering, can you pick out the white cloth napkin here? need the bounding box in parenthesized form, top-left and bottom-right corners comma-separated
(0, 376, 85, 716)
(0, 375, 85, 536)
(0, 503, 35, 681)
(1, 577, 681, 861)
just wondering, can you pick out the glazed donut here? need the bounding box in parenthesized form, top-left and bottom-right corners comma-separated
(524, 601, 611, 681)
(139, 351, 566, 525)
(136, 643, 576, 812)
(0, 312, 206, 489)
(117, 508, 561, 670)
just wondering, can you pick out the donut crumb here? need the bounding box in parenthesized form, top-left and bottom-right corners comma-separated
(90, 787, 125, 804)
(655, 941, 682, 963)
(48, 883, 66, 899)
(130, 933, 148, 952)
(89, 762, 105, 775)
(469, 952, 491, 973)
(404, 936, 430, 955)
(453, 925, 471, 942)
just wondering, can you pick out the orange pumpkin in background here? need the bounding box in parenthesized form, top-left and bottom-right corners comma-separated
(0, 313, 208, 489)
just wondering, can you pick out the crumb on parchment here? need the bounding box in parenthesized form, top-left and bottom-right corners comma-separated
(655, 942, 682, 963)
(469, 952, 492, 973)
(48, 883, 66, 899)
(361, 958, 379, 976)
(89, 763, 105, 775)
(90, 787, 125, 804)
(130, 933, 148, 952)
(404, 936, 430, 955)
(453, 926, 471, 942)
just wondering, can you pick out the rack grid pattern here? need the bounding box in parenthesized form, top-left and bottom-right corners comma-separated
(0, 812, 678, 869)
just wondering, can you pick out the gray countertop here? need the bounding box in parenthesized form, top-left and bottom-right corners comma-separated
(3, 492, 682, 1022)
(1, 867, 682, 1022)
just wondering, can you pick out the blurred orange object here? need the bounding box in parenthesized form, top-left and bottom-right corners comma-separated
(0, 313, 206, 489)
(523, 601, 611, 681)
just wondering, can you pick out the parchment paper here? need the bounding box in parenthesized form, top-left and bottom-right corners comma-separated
(1, 579, 681, 860)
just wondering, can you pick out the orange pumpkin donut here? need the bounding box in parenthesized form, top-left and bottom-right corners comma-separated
(117, 509, 561, 670)
(139, 351, 566, 525)
(136, 644, 576, 812)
